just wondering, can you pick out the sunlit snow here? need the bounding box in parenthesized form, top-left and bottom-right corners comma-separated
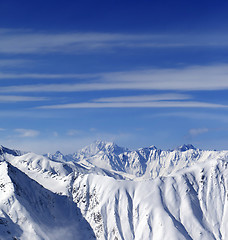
(1, 142, 228, 239)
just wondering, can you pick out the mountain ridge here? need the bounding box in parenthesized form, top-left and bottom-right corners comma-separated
(0, 160, 95, 240)
(1, 143, 228, 239)
(46, 141, 228, 180)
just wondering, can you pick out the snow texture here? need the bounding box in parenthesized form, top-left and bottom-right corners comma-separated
(1, 141, 228, 239)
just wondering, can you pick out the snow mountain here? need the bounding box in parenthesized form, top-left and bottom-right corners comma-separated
(48, 141, 228, 180)
(0, 160, 95, 240)
(1, 142, 228, 239)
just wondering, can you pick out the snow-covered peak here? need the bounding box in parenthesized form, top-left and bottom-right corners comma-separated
(0, 145, 24, 157)
(55, 150, 63, 155)
(3, 142, 228, 181)
(174, 144, 196, 152)
(148, 145, 157, 150)
(45, 150, 67, 162)
(1, 143, 228, 239)
(78, 140, 127, 157)
(69, 142, 228, 179)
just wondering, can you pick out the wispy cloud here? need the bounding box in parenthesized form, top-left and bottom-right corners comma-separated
(0, 29, 228, 54)
(38, 100, 227, 109)
(1, 65, 228, 91)
(94, 94, 190, 102)
(0, 30, 164, 54)
(66, 129, 81, 136)
(0, 95, 47, 102)
(0, 72, 97, 79)
(153, 112, 228, 122)
(0, 59, 30, 68)
(35, 93, 225, 109)
(14, 128, 40, 137)
(53, 131, 59, 137)
(189, 128, 209, 137)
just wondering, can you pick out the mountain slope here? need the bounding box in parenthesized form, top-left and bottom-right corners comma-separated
(72, 158, 228, 239)
(0, 160, 95, 240)
(1, 143, 228, 239)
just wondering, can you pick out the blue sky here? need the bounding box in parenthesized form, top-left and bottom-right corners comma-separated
(0, 0, 228, 153)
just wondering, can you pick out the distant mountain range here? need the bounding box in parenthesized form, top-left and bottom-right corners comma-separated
(45, 141, 228, 180)
(0, 142, 228, 239)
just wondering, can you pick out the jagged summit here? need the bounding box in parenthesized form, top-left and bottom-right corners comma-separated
(55, 150, 63, 155)
(44, 150, 69, 162)
(46, 142, 197, 161)
(78, 140, 128, 157)
(174, 144, 196, 152)
(2, 143, 228, 239)
(2, 142, 224, 181)
(0, 145, 24, 156)
(139, 145, 158, 151)
(148, 145, 157, 150)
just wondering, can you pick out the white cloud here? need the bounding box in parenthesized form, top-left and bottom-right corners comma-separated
(95, 94, 190, 102)
(90, 128, 97, 132)
(53, 131, 59, 137)
(0, 95, 47, 102)
(14, 128, 40, 138)
(67, 129, 81, 136)
(0, 72, 97, 79)
(1, 65, 228, 92)
(154, 112, 228, 122)
(189, 128, 209, 137)
(0, 29, 227, 54)
(0, 30, 161, 54)
(0, 59, 30, 68)
(38, 100, 227, 109)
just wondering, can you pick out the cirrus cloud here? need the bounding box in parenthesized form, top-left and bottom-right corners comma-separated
(14, 128, 40, 138)
(0, 29, 228, 55)
(0, 65, 228, 92)
(188, 128, 209, 137)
